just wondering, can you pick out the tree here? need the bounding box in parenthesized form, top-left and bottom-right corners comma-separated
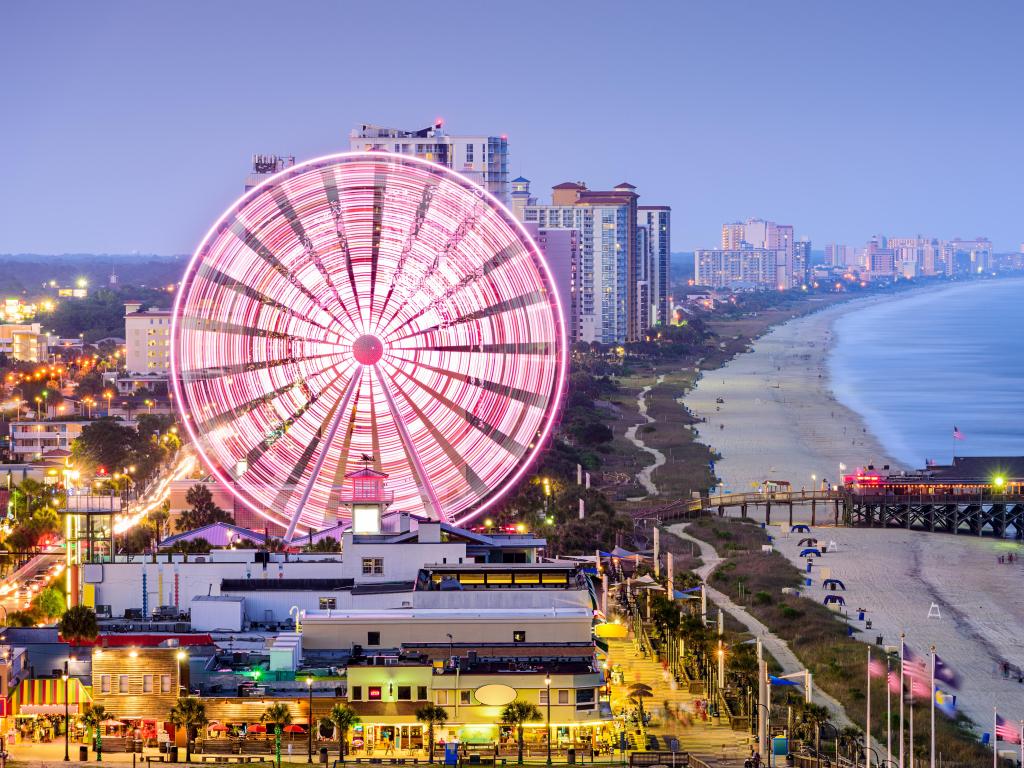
(175, 484, 234, 531)
(327, 703, 360, 760)
(58, 606, 99, 643)
(305, 536, 341, 553)
(80, 704, 113, 751)
(7, 610, 37, 627)
(500, 701, 542, 765)
(415, 703, 448, 763)
(31, 586, 67, 622)
(149, 501, 170, 541)
(169, 697, 208, 762)
(71, 417, 137, 474)
(262, 702, 292, 767)
(628, 683, 654, 727)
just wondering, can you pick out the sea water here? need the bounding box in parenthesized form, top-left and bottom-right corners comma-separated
(829, 278, 1024, 467)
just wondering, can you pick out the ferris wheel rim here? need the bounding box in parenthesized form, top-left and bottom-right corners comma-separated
(170, 151, 569, 531)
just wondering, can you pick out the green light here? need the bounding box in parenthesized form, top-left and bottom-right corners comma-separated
(993, 476, 1005, 488)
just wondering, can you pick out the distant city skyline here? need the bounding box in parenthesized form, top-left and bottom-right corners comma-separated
(2, 1, 1023, 254)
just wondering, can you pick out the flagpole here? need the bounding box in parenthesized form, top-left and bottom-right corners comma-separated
(929, 646, 935, 768)
(886, 656, 892, 768)
(867, 645, 872, 768)
(900, 634, 905, 768)
(1018, 719, 1022, 768)
(992, 707, 996, 768)
(908, 681, 914, 768)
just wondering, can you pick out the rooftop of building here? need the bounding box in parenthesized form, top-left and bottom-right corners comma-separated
(301, 607, 592, 622)
(902, 456, 1024, 483)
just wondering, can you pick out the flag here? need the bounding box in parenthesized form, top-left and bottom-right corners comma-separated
(934, 654, 961, 690)
(868, 656, 887, 679)
(903, 646, 928, 685)
(935, 689, 956, 717)
(953, 426, 965, 441)
(995, 714, 1022, 744)
(887, 664, 900, 694)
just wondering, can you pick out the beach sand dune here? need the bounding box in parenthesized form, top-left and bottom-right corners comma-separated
(688, 300, 902, 493)
(773, 526, 1024, 729)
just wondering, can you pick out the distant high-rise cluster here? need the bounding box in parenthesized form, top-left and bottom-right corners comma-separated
(826, 236, 993, 279)
(515, 179, 671, 344)
(694, 218, 809, 290)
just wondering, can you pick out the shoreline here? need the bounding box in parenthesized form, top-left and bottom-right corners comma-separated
(685, 293, 909, 493)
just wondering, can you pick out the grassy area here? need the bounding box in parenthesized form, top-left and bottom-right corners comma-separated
(684, 517, 990, 767)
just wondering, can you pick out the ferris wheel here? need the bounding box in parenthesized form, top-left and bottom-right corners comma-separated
(171, 152, 567, 538)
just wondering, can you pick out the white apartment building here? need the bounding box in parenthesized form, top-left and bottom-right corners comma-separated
(522, 222, 578, 342)
(244, 154, 296, 191)
(719, 219, 799, 287)
(125, 303, 171, 376)
(638, 206, 672, 329)
(694, 248, 782, 289)
(0, 323, 52, 362)
(349, 121, 510, 203)
(10, 420, 92, 461)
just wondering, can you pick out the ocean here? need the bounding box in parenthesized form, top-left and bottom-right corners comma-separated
(828, 278, 1024, 467)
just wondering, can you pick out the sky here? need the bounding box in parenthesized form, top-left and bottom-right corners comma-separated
(2, 0, 1023, 255)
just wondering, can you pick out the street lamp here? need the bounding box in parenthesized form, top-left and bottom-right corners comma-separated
(62, 660, 70, 761)
(544, 675, 552, 765)
(818, 720, 840, 767)
(306, 677, 314, 764)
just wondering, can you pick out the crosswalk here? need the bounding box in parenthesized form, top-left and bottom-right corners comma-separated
(606, 636, 754, 766)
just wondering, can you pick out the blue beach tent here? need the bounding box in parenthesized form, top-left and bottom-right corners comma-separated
(799, 548, 822, 558)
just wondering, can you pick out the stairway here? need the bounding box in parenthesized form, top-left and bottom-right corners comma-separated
(606, 635, 753, 764)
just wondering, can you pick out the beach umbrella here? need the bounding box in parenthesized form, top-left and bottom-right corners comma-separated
(283, 725, 306, 734)
(247, 724, 267, 733)
(799, 548, 821, 557)
(101, 719, 124, 727)
(210, 724, 230, 732)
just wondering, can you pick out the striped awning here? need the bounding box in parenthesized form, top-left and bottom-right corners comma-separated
(11, 677, 91, 715)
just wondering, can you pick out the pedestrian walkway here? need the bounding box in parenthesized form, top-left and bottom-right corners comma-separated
(606, 636, 752, 766)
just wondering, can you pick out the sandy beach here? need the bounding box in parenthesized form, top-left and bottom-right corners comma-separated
(771, 526, 1024, 730)
(686, 297, 904, 494)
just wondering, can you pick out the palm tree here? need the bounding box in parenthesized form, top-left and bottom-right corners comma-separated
(628, 682, 654, 726)
(500, 700, 542, 765)
(80, 704, 113, 751)
(58, 606, 99, 643)
(169, 697, 208, 762)
(327, 703, 360, 760)
(415, 703, 448, 763)
(262, 702, 293, 767)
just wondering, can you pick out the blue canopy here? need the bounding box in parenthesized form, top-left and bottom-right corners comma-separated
(769, 676, 799, 686)
(791, 525, 811, 533)
(822, 578, 846, 590)
(823, 594, 846, 605)
(800, 548, 822, 557)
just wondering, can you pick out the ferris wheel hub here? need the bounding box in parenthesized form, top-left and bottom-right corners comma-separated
(352, 334, 384, 365)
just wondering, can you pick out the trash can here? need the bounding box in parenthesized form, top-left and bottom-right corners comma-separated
(79, 745, 89, 761)
(567, 748, 576, 764)
(159, 742, 168, 754)
(320, 747, 329, 764)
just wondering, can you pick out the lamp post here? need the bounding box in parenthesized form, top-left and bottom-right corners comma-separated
(306, 677, 314, 764)
(819, 720, 840, 767)
(62, 660, 70, 761)
(545, 675, 552, 766)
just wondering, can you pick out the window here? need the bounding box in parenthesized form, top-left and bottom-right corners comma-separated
(460, 690, 471, 705)
(368, 686, 382, 701)
(513, 630, 526, 643)
(362, 558, 384, 575)
(319, 597, 337, 610)
(367, 631, 381, 646)
(539, 689, 548, 705)
(351, 686, 362, 701)
(143, 674, 154, 693)
(417, 686, 428, 701)
(101, 674, 111, 694)
(575, 689, 596, 709)
(160, 675, 172, 693)
(558, 690, 569, 705)
(397, 686, 411, 701)
(118, 674, 130, 694)
(435, 690, 448, 705)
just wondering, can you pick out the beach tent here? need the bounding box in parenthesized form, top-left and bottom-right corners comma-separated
(791, 524, 812, 533)
(800, 548, 822, 558)
(611, 546, 646, 559)
(674, 588, 702, 600)
(822, 578, 846, 591)
(822, 594, 846, 606)
(768, 676, 799, 686)
(797, 538, 819, 547)
(631, 574, 658, 586)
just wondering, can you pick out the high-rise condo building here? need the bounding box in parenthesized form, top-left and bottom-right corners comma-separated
(349, 120, 510, 203)
(694, 248, 781, 289)
(637, 206, 672, 330)
(523, 181, 640, 344)
(244, 154, 296, 191)
(718, 219, 798, 287)
(792, 239, 811, 286)
(523, 222, 580, 343)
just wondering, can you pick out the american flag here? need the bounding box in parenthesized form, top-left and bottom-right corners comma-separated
(953, 426, 965, 441)
(868, 656, 887, 678)
(903, 646, 929, 697)
(935, 653, 961, 689)
(888, 664, 900, 694)
(995, 714, 1022, 744)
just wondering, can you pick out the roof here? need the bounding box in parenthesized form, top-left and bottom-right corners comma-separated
(222, 578, 354, 592)
(345, 467, 388, 479)
(302, 607, 592, 622)
(191, 595, 244, 603)
(614, 182, 637, 189)
(512, 176, 530, 183)
(912, 456, 1024, 482)
(552, 181, 586, 190)
(423, 562, 577, 572)
(159, 522, 267, 548)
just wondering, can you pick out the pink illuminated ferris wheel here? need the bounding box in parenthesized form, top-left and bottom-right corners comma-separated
(171, 152, 567, 538)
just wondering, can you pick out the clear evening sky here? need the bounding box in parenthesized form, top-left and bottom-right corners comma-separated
(2, 0, 1022, 255)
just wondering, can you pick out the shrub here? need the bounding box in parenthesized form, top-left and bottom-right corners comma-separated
(752, 591, 772, 606)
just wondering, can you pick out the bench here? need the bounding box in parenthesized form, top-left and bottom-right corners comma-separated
(200, 756, 267, 763)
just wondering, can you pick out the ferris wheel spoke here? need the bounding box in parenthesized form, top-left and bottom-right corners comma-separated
(178, 315, 334, 346)
(273, 189, 360, 330)
(374, 180, 438, 324)
(403, 341, 554, 356)
(281, 367, 363, 542)
(366, 171, 387, 323)
(385, 360, 528, 457)
(386, 356, 548, 408)
(372, 364, 447, 523)
(191, 355, 345, 435)
(179, 351, 344, 383)
(229, 220, 349, 329)
(387, 288, 549, 346)
(384, 370, 488, 500)
(320, 171, 364, 321)
(195, 262, 340, 338)
(320, 376, 367, 497)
